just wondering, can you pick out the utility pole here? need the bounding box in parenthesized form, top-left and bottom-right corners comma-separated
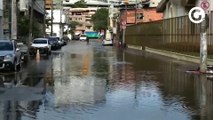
(29, 0, 34, 42)
(122, 4, 127, 48)
(60, 0, 63, 38)
(0, 0, 3, 39)
(11, 0, 17, 40)
(28, 0, 34, 60)
(51, 0, 53, 36)
(135, 0, 137, 24)
(200, 14, 209, 73)
(43, 0, 46, 37)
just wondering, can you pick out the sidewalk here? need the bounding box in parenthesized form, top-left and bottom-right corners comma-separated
(127, 44, 213, 65)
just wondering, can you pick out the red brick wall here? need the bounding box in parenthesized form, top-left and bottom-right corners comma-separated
(120, 8, 163, 24)
(139, 8, 163, 23)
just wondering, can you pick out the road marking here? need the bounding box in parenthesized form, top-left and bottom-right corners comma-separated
(82, 53, 89, 75)
(36, 49, 40, 62)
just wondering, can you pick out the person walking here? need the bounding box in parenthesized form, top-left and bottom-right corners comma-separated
(86, 37, 89, 45)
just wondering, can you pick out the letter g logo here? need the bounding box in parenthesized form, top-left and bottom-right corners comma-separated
(188, 7, 205, 24)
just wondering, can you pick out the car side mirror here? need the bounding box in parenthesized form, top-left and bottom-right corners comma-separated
(16, 48, 20, 51)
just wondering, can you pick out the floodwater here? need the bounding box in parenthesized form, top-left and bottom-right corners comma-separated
(0, 40, 212, 120)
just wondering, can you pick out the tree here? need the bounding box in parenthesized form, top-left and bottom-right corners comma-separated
(73, 0, 87, 8)
(68, 21, 82, 35)
(17, 16, 42, 37)
(91, 8, 108, 32)
(18, 16, 30, 36)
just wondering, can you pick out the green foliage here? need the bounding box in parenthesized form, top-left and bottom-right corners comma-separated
(17, 15, 43, 38)
(68, 21, 82, 35)
(17, 16, 30, 36)
(33, 21, 43, 38)
(91, 8, 108, 31)
(73, 0, 87, 8)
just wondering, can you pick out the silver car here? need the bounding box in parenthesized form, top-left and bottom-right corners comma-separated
(0, 40, 22, 71)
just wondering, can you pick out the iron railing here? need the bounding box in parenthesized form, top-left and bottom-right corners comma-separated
(126, 11, 213, 55)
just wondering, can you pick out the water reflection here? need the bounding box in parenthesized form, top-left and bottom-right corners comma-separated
(54, 76, 106, 106)
(124, 50, 213, 120)
(50, 51, 106, 108)
(0, 43, 213, 120)
(0, 57, 50, 120)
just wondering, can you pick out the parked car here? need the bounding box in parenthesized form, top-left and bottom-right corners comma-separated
(0, 40, 22, 71)
(61, 36, 70, 45)
(30, 38, 51, 55)
(102, 39, 113, 46)
(58, 39, 67, 46)
(72, 35, 80, 40)
(102, 30, 113, 46)
(17, 42, 28, 63)
(48, 36, 61, 50)
(79, 34, 87, 41)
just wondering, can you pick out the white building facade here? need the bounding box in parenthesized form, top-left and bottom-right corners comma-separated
(46, 9, 66, 38)
(157, 0, 213, 19)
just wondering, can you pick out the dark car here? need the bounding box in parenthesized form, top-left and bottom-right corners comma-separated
(61, 36, 70, 45)
(48, 36, 61, 50)
(17, 42, 28, 63)
(72, 35, 80, 40)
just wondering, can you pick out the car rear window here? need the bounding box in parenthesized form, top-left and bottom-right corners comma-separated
(49, 37, 59, 40)
(0, 42, 13, 50)
(33, 40, 47, 44)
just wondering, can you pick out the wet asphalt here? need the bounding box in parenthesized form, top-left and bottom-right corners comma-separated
(0, 40, 212, 120)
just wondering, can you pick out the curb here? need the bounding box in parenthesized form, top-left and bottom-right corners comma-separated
(127, 45, 213, 64)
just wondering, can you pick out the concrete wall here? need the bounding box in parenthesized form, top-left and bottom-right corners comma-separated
(163, 1, 186, 19)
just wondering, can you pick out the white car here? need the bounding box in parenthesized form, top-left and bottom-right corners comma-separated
(79, 34, 87, 41)
(30, 38, 51, 55)
(0, 40, 22, 71)
(102, 39, 113, 46)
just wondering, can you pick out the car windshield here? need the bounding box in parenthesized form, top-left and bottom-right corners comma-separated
(0, 42, 13, 51)
(33, 40, 47, 44)
(48, 39, 57, 44)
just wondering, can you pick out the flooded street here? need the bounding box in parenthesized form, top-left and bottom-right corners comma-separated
(0, 40, 213, 120)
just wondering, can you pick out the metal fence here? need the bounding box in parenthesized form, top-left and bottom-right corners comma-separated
(126, 11, 213, 55)
(125, 20, 163, 49)
(162, 11, 213, 54)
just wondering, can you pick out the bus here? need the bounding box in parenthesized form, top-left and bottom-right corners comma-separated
(84, 31, 100, 39)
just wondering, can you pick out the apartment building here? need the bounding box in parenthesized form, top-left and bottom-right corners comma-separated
(66, 8, 97, 34)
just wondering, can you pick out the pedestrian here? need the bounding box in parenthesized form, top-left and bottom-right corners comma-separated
(86, 37, 89, 45)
